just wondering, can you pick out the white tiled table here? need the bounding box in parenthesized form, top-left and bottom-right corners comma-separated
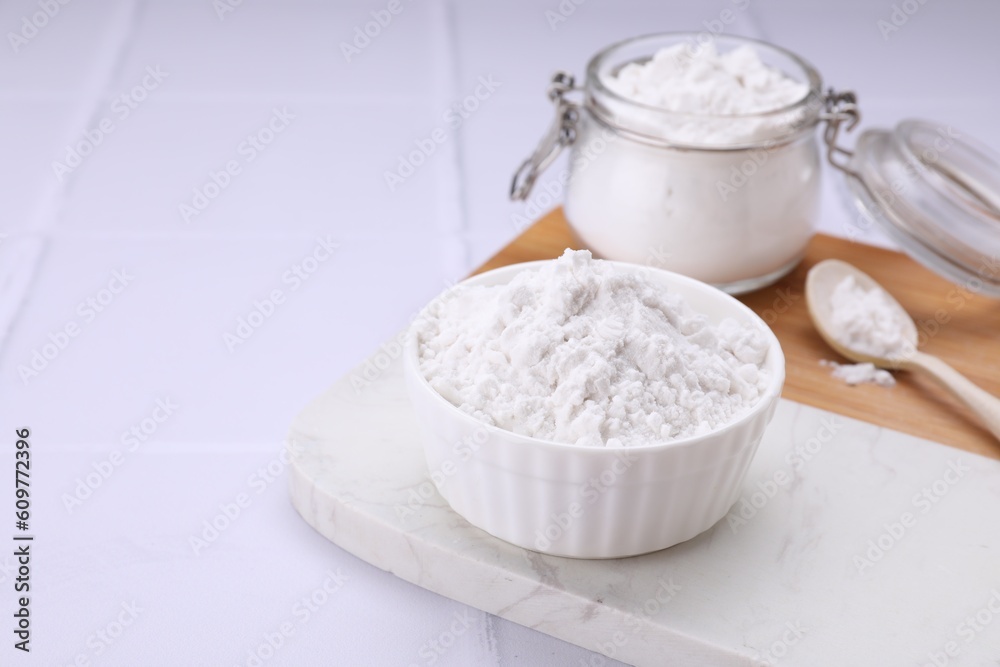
(1, 1, 996, 664)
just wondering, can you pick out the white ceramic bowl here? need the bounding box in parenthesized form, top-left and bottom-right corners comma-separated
(404, 260, 784, 559)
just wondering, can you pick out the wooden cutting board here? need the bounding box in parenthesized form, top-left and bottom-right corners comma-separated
(475, 208, 1000, 459)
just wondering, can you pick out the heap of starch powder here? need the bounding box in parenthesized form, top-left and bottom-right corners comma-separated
(416, 250, 771, 448)
(607, 43, 809, 118)
(820, 360, 896, 388)
(828, 275, 910, 359)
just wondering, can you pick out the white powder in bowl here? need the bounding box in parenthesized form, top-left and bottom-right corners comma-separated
(820, 360, 896, 387)
(415, 250, 772, 448)
(828, 275, 910, 359)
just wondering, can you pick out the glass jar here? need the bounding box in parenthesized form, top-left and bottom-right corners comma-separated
(512, 32, 1000, 298)
(512, 33, 827, 294)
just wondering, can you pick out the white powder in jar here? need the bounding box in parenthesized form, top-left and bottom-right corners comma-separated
(827, 275, 910, 359)
(606, 43, 810, 145)
(564, 41, 819, 290)
(415, 250, 772, 448)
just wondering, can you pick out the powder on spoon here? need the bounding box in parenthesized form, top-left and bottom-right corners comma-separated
(415, 250, 771, 448)
(827, 274, 911, 359)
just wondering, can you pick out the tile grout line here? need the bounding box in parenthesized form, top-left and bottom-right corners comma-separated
(429, 0, 471, 281)
(54, 0, 149, 213)
(435, 0, 503, 665)
(26, 0, 147, 234)
(0, 91, 446, 104)
(10, 228, 475, 242)
(430, 0, 501, 663)
(0, 238, 47, 354)
(0, 0, 145, 357)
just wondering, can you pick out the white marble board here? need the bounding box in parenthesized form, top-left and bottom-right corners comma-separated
(287, 350, 1000, 666)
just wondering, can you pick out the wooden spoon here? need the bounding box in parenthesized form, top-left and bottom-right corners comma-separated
(806, 259, 1000, 440)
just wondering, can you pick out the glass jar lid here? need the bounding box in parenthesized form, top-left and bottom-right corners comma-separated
(839, 118, 1000, 297)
